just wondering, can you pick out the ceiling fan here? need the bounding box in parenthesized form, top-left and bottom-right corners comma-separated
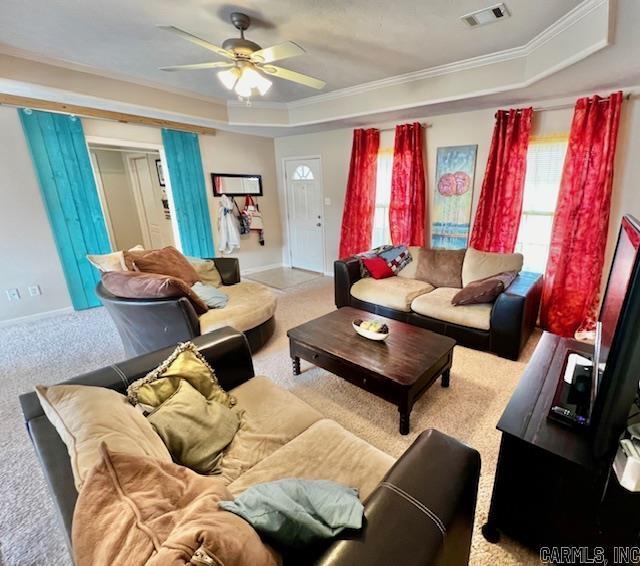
(158, 12, 326, 100)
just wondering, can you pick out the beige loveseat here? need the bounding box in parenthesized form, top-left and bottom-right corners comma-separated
(335, 247, 543, 360)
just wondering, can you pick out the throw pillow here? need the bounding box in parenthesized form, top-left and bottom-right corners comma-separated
(452, 270, 518, 306)
(127, 342, 235, 409)
(396, 246, 423, 279)
(356, 245, 393, 277)
(122, 246, 150, 271)
(192, 281, 229, 308)
(361, 257, 394, 279)
(133, 246, 201, 285)
(101, 271, 208, 315)
(35, 385, 171, 491)
(415, 248, 466, 288)
(88, 245, 145, 273)
(219, 479, 363, 548)
(147, 380, 240, 474)
(87, 251, 126, 272)
(461, 247, 523, 287)
(187, 257, 222, 287)
(72, 445, 279, 566)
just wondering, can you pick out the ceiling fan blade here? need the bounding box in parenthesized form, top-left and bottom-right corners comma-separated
(157, 25, 235, 60)
(250, 41, 305, 63)
(261, 65, 326, 89)
(160, 61, 234, 72)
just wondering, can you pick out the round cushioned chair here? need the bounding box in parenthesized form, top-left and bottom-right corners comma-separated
(96, 257, 276, 357)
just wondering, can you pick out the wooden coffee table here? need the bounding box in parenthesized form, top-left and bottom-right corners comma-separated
(287, 306, 456, 434)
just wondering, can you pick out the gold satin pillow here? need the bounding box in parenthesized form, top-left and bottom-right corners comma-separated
(127, 342, 235, 409)
(147, 380, 240, 474)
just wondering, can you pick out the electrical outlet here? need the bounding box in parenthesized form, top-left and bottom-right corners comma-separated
(28, 285, 41, 297)
(6, 288, 20, 301)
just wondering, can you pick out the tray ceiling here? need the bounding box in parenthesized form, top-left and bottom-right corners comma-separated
(0, 0, 582, 103)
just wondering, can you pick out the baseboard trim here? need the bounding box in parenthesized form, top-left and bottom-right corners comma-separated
(240, 263, 283, 276)
(0, 306, 74, 327)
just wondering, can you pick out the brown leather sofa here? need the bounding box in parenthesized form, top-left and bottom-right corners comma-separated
(335, 252, 543, 360)
(20, 328, 481, 565)
(97, 257, 275, 357)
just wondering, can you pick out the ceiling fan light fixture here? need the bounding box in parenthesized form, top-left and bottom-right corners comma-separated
(234, 66, 272, 98)
(217, 67, 241, 90)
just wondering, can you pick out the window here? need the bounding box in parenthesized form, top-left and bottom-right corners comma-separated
(371, 147, 393, 248)
(515, 136, 568, 273)
(292, 164, 314, 180)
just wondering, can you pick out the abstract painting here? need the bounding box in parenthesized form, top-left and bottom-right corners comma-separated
(431, 145, 478, 249)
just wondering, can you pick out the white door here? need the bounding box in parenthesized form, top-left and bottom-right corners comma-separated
(128, 155, 174, 249)
(285, 158, 324, 273)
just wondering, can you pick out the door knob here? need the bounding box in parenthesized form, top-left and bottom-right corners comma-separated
(316, 222, 322, 227)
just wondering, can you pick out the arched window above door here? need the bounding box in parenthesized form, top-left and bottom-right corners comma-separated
(292, 164, 314, 180)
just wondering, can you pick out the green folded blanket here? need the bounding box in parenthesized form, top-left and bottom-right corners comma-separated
(219, 479, 363, 547)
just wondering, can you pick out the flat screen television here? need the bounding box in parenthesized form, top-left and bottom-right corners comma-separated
(591, 214, 640, 459)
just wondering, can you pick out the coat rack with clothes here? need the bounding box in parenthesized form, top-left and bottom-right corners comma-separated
(216, 194, 265, 254)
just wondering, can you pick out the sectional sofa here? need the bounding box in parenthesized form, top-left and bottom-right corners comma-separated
(20, 328, 481, 565)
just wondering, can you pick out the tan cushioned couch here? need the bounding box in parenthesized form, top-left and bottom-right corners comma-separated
(335, 246, 543, 360)
(98, 257, 277, 356)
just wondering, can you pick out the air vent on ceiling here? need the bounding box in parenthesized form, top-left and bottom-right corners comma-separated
(461, 3, 510, 27)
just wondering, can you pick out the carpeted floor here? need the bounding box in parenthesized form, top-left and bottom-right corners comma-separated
(0, 276, 541, 565)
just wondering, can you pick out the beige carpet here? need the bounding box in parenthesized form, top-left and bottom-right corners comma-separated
(0, 275, 541, 565)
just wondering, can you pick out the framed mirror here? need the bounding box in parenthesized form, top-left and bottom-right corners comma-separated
(211, 173, 263, 197)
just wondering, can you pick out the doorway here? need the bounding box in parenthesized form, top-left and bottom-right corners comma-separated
(89, 144, 176, 251)
(284, 157, 325, 273)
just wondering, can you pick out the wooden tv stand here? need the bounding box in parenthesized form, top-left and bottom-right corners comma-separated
(483, 332, 640, 548)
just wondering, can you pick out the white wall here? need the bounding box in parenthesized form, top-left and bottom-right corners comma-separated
(274, 98, 640, 282)
(199, 131, 282, 271)
(92, 149, 144, 250)
(0, 107, 71, 322)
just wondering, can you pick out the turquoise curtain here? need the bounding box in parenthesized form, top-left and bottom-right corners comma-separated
(161, 129, 215, 258)
(19, 109, 110, 310)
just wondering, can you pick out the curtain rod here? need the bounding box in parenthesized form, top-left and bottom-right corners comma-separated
(378, 122, 432, 132)
(506, 93, 633, 113)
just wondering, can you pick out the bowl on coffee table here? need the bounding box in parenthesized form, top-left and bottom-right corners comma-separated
(352, 318, 389, 341)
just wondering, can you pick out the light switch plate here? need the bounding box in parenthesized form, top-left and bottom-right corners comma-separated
(324, 197, 332, 206)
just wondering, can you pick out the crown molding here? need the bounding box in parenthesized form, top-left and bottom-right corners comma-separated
(226, 99, 286, 110)
(287, 0, 608, 109)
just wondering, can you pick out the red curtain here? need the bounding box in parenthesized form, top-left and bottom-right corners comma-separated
(540, 92, 624, 337)
(390, 123, 426, 246)
(469, 107, 533, 253)
(339, 128, 380, 258)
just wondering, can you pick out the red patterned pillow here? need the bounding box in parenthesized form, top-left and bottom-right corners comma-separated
(362, 257, 394, 279)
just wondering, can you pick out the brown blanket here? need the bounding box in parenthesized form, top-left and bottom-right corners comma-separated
(73, 444, 280, 566)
